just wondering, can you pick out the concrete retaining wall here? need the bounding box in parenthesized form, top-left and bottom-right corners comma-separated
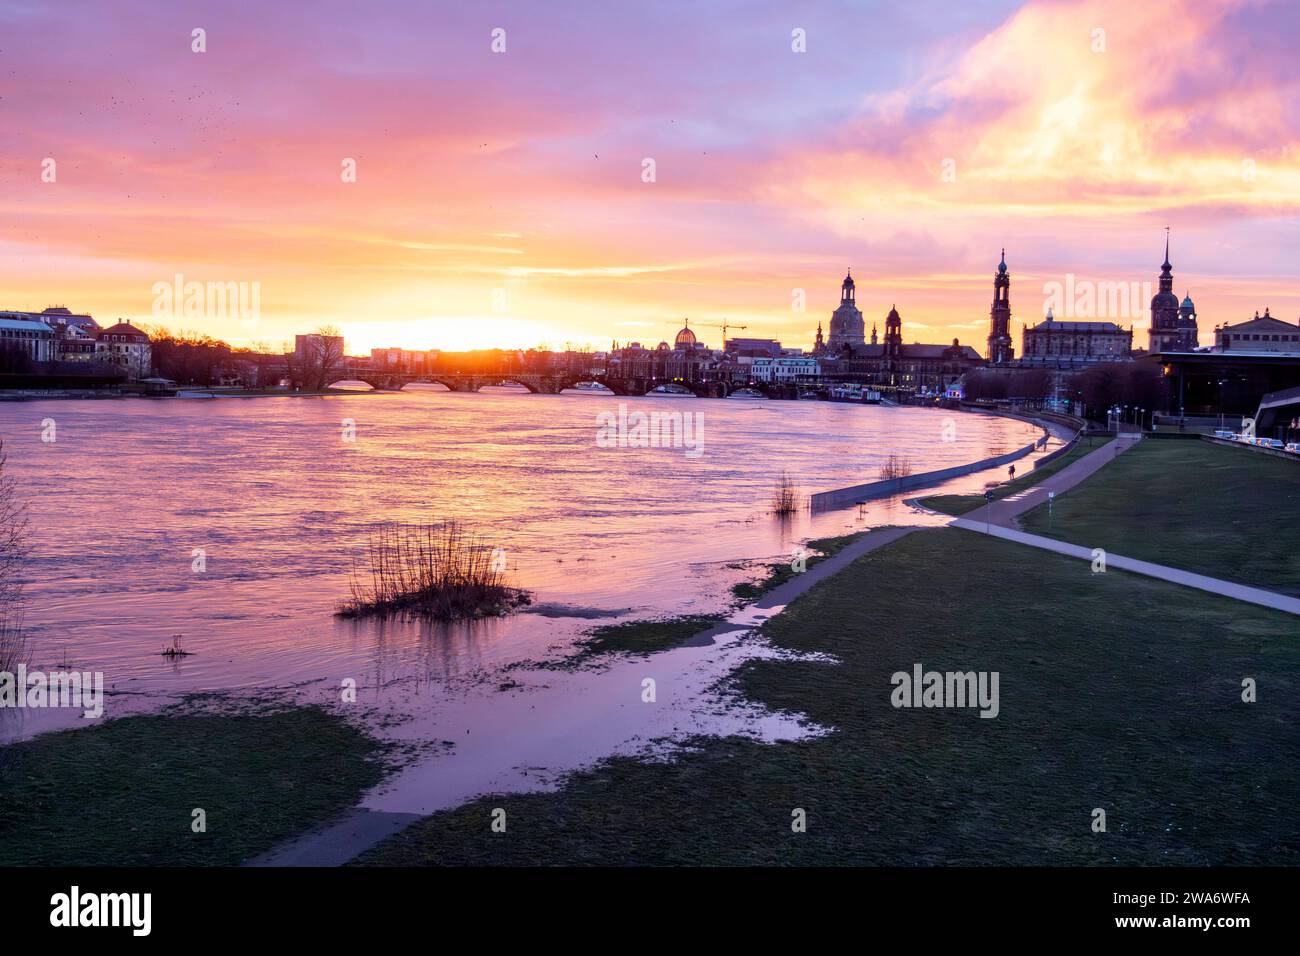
(810, 439, 1039, 511)
(1031, 435, 1078, 470)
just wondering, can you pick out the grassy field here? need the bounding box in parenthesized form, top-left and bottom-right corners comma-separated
(357, 527, 1300, 866)
(1020, 440, 1300, 595)
(0, 704, 385, 866)
(921, 434, 1113, 516)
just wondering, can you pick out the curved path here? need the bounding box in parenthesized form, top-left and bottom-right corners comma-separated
(944, 434, 1300, 616)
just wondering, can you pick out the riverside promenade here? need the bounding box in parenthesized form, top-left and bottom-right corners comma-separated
(944, 434, 1300, 617)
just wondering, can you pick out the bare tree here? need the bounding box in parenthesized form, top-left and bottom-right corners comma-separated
(0, 440, 28, 676)
(304, 325, 346, 390)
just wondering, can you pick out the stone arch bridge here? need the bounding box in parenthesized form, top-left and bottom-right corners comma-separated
(337, 371, 748, 398)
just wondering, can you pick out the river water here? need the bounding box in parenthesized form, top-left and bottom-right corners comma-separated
(0, 389, 1052, 809)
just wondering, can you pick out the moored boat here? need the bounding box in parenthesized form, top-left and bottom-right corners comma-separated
(648, 383, 694, 397)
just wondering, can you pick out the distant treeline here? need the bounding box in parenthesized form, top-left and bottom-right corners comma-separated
(963, 360, 1166, 420)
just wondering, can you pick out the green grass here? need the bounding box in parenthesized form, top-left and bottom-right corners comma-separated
(1020, 440, 1300, 595)
(921, 434, 1113, 516)
(570, 614, 728, 662)
(730, 532, 864, 600)
(356, 527, 1300, 866)
(0, 704, 385, 866)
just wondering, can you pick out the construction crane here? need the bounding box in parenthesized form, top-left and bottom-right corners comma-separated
(666, 317, 748, 349)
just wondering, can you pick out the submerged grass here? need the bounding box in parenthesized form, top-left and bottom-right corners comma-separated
(570, 613, 729, 662)
(560, 533, 867, 666)
(338, 520, 530, 619)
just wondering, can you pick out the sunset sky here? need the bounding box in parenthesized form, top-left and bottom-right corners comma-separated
(3, 0, 1299, 355)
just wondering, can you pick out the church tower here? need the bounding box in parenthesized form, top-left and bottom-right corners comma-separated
(884, 305, 902, 358)
(826, 269, 866, 351)
(813, 321, 824, 353)
(1176, 292, 1199, 350)
(987, 249, 1014, 363)
(1149, 230, 1183, 352)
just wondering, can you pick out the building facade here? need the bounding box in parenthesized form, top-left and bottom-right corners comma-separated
(749, 356, 820, 383)
(1213, 309, 1300, 354)
(370, 347, 442, 374)
(1021, 310, 1133, 367)
(724, 337, 783, 357)
(95, 321, 153, 378)
(0, 315, 58, 363)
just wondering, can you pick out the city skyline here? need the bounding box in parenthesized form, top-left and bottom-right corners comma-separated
(4, 0, 1300, 352)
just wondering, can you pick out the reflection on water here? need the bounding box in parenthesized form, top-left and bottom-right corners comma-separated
(0, 391, 1050, 746)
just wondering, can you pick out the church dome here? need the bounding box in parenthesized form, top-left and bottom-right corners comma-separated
(997, 249, 1007, 274)
(674, 324, 697, 348)
(1181, 295, 1195, 311)
(1151, 290, 1179, 310)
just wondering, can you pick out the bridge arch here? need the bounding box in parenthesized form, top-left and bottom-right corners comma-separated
(477, 378, 543, 393)
(554, 375, 631, 396)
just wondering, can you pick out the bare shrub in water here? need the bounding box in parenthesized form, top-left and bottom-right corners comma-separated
(771, 471, 800, 515)
(879, 454, 914, 482)
(338, 521, 530, 620)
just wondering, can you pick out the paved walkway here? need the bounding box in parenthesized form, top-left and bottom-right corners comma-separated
(947, 434, 1300, 617)
(950, 517, 1300, 615)
(975, 433, 1141, 529)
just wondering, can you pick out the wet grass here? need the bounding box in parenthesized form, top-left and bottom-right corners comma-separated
(1019, 439, 1300, 595)
(730, 532, 863, 601)
(356, 527, 1300, 866)
(569, 614, 728, 662)
(921, 434, 1113, 516)
(0, 704, 385, 866)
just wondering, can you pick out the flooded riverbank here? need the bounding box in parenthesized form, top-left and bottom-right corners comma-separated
(0, 391, 1059, 774)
